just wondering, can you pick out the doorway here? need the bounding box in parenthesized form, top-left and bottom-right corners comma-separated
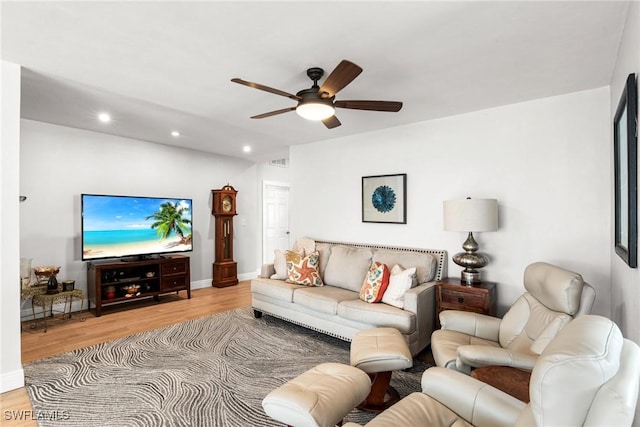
(262, 182, 290, 263)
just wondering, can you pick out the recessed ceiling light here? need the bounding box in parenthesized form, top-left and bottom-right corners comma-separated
(243, 146, 251, 153)
(171, 131, 180, 137)
(97, 112, 111, 123)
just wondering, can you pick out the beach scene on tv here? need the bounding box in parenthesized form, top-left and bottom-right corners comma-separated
(82, 195, 193, 260)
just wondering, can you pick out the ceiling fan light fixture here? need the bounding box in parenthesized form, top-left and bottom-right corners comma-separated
(296, 102, 334, 121)
(295, 92, 335, 121)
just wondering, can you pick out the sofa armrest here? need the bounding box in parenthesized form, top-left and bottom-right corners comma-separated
(422, 367, 526, 427)
(404, 281, 436, 353)
(457, 346, 538, 372)
(439, 310, 501, 342)
(260, 263, 275, 279)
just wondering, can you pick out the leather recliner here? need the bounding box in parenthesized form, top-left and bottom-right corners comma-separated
(431, 262, 596, 373)
(344, 315, 640, 427)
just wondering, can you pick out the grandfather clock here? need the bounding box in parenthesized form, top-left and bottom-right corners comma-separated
(211, 185, 238, 287)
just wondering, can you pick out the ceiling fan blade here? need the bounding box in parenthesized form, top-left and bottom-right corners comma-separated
(251, 107, 296, 119)
(318, 60, 363, 98)
(322, 115, 341, 129)
(334, 100, 403, 112)
(231, 78, 301, 101)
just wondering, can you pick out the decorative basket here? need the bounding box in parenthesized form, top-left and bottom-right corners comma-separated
(33, 266, 61, 285)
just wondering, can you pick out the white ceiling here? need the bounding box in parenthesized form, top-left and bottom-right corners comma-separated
(1, 1, 629, 162)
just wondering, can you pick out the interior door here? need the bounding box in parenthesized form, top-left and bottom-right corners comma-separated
(263, 182, 290, 263)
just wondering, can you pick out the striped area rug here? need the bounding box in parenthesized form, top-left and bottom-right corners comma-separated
(24, 307, 427, 426)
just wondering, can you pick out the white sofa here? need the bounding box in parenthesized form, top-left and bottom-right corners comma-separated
(251, 240, 447, 356)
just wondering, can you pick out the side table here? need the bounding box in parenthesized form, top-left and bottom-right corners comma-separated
(436, 278, 497, 328)
(470, 366, 531, 402)
(31, 289, 85, 332)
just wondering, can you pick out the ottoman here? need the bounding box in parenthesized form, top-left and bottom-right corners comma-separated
(350, 327, 413, 412)
(262, 362, 371, 427)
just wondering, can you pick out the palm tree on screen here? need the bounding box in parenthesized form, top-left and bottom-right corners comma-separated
(146, 202, 192, 244)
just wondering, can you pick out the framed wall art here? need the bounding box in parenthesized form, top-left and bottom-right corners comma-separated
(614, 73, 638, 268)
(362, 173, 407, 224)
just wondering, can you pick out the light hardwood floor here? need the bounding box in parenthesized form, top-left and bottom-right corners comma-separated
(1, 282, 252, 426)
(2, 281, 434, 426)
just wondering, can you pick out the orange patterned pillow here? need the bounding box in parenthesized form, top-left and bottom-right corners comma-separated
(359, 262, 390, 303)
(285, 250, 323, 286)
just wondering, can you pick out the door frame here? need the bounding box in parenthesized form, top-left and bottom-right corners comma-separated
(262, 180, 290, 264)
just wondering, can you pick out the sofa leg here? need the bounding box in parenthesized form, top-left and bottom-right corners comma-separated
(253, 309, 263, 318)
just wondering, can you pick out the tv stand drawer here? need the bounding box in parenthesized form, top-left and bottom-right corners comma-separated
(162, 276, 187, 291)
(162, 259, 188, 276)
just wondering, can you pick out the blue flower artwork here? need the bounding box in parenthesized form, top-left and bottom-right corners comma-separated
(362, 174, 406, 224)
(372, 185, 396, 213)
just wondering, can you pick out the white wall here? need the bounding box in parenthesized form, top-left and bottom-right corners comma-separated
(608, 4, 640, 424)
(1, 61, 24, 392)
(19, 120, 260, 300)
(290, 88, 611, 316)
(609, 0, 640, 346)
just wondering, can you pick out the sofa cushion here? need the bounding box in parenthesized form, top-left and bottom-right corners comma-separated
(372, 249, 437, 284)
(252, 278, 299, 302)
(294, 287, 359, 315)
(359, 262, 390, 303)
(286, 251, 323, 286)
(338, 299, 416, 334)
(316, 242, 332, 279)
(323, 245, 373, 292)
(382, 265, 417, 309)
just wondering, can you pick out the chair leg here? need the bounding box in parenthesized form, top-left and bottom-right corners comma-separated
(357, 371, 400, 413)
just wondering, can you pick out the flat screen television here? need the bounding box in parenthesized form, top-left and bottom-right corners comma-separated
(81, 194, 193, 261)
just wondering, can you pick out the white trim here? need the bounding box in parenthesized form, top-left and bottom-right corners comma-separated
(0, 368, 25, 393)
(191, 274, 257, 290)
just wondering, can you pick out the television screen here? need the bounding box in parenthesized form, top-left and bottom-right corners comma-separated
(81, 194, 193, 261)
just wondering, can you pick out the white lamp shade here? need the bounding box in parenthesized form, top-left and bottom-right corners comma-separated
(443, 198, 498, 232)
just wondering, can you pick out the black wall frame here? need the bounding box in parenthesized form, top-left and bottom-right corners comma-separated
(614, 73, 638, 268)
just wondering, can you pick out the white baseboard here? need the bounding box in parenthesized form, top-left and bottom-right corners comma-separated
(1, 368, 25, 393)
(239, 271, 257, 282)
(20, 298, 86, 320)
(20, 274, 259, 318)
(190, 279, 210, 290)
(192, 272, 257, 290)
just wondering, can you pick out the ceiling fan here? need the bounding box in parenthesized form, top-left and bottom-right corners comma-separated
(231, 60, 403, 129)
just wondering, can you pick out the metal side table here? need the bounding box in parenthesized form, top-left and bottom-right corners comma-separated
(31, 288, 84, 332)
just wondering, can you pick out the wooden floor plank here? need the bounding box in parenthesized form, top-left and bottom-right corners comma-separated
(1, 282, 252, 426)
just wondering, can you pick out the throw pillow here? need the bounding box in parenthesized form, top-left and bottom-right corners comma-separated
(271, 248, 305, 280)
(270, 249, 288, 280)
(359, 262, 390, 303)
(291, 237, 316, 256)
(382, 265, 417, 308)
(285, 250, 323, 286)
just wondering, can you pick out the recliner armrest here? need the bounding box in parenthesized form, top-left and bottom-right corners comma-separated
(260, 263, 275, 279)
(456, 345, 538, 372)
(439, 310, 501, 341)
(422, 367, 526, 427)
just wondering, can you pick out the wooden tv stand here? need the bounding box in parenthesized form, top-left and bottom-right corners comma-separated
(87, 255, 190, 317)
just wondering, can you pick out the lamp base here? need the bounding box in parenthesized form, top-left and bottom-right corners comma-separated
(461, 270, 481, 285)
(452, 232, 489, 285)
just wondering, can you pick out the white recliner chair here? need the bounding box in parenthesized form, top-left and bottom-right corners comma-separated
(431, 262, 596, 373)
(344, 315, 640, 427)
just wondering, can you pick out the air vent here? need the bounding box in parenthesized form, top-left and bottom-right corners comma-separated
(269, 158, 288, 168)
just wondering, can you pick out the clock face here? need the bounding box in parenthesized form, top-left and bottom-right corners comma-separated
(222, 195, 233, 213)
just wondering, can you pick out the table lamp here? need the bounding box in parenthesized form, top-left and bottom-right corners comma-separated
(443, 197, 498, 284)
